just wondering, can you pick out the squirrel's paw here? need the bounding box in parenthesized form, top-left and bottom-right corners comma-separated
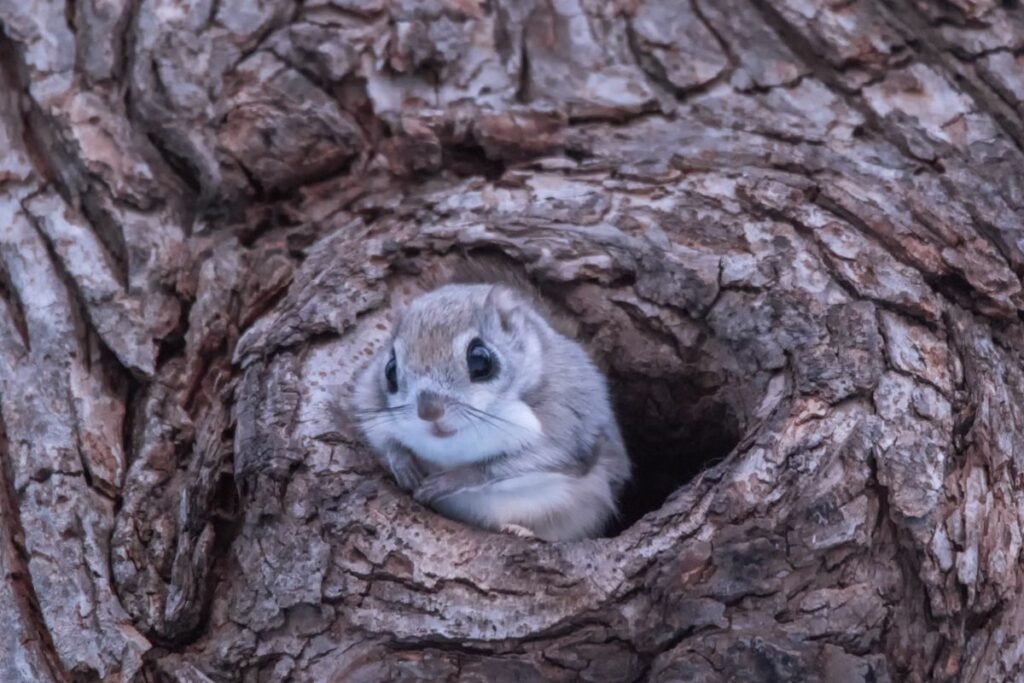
(388, 456, 425, 492)
(499, 524, 536, 539)
(413, 472, 457, 505)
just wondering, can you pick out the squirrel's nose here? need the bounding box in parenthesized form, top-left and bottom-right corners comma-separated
(416, 391, 445, 422)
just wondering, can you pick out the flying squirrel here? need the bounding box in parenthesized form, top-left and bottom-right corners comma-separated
(351, 264, 631, 541)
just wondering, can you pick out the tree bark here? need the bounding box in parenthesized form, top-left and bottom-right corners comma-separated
(2, 0, 1024, 681)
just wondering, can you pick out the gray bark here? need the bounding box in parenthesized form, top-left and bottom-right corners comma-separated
(2, 0, 1024, 681)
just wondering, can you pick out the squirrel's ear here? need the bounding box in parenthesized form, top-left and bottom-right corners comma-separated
(483, 285, 526, 335)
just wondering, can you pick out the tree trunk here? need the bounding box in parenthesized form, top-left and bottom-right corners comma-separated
(2, 0, 1024, 681)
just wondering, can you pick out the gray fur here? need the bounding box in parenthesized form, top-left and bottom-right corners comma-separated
(351, 282, 632, 541)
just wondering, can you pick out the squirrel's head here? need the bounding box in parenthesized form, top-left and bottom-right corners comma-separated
(353, 284, 547, 467)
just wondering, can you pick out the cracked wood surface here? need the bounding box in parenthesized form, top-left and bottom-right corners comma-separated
(2, 0, 1024, 681)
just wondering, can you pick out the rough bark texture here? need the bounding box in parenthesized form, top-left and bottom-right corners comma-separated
(2, 0, 1024, 681)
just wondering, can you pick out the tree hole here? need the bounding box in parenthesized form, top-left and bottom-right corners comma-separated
(532, 277, 754, 538)
(384, 252, 757, 540)
(608, 374, 742, 534)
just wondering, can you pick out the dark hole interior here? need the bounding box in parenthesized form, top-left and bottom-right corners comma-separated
(605, 375, 742, 535)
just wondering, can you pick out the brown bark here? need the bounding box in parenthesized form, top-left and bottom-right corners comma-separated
(2, 0, 1024, 681)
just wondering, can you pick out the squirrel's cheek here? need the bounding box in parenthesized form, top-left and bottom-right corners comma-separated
(464, 386, 493, 411)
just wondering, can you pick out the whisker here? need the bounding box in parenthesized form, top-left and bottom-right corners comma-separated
(454, 405, 531, 449)
(355, 408, 410, 429)
(459, 403, 541, 435)
(461, 410, 532, 445)
(354, 404, 412, 416)
(462, 407, 487, 442)
(358, 412, 406, 425)
(357, 414, 399, 425)
(452, 404, 503, 435)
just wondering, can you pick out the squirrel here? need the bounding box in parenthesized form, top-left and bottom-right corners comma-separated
(350, 274, 632, 541)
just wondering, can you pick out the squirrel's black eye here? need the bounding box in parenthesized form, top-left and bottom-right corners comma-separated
(384, 351, 398, 393)
(467, 338, 497, 382)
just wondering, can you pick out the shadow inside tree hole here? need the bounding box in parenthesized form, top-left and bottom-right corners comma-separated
(605, 375, 742, 535)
